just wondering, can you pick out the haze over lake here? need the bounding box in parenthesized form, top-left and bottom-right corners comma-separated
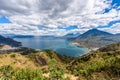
(14, 37, 88, 57)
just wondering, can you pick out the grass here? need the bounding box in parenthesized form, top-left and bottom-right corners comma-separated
(0, 51, 73, 80)
(0, 42, 120, 80)
(68, 43, 120, 80)
(0, 53, 37, 69)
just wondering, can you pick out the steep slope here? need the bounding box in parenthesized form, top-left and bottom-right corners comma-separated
(0, 50, 63, 69)
(0, 49, 74, 80)
(68, 42, 120, 80)
(0, 42, 120, 80)
(79, 29, 113, 38)
(73, 29, 120, 48)
(0, 35, 21, 47)
(0, 53, 37, 69)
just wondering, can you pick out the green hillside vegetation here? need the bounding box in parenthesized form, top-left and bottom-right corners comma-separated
(0, 42, 120, 80)
(68, 42, 120, 80)
(0, 50, 74, 80)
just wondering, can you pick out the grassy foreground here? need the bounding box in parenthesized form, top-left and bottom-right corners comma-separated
(0, 42, 120, 80)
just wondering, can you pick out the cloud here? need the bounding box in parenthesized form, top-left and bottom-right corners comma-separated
(0, 0, 119, 36)
(99, 23, 120, 34)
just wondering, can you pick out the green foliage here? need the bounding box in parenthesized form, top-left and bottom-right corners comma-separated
(49, 67, 64, 80)
(20, 47, 39, 55)
(0, 65, 46, 80)
(43, 50, 57, 59)
(0, 42, 120, 80)
(9, 53, 16, 58)
(47, 58, 57, 66)
(47, 59, 70, 80)
(14, 69, 44, 80)
(0, 65, 14, 80)
(68, 42, 120, 79)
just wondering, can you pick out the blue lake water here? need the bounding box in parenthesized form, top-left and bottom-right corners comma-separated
(14, 37, 88, 57)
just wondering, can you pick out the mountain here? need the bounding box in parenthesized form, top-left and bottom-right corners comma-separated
(0, 35, 21, 47)
(62, 32, 81, 41)
(72, 29, 120, 48)
(64, 32, 80, 38)
(11, 35, 34, 38)
(2, 34, 16, 37)
(38, 35, 59, 39)
(79, 29, 113, 38)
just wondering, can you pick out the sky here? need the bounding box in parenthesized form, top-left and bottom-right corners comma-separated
(0, 0, 120, 36)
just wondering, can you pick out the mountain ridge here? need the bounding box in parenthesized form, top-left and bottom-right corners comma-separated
(0, 35, 21, 47)
(72, 29, 120, 48)
(79, 29, 113, 38)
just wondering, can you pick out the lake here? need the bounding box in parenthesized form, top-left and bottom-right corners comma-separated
(14, 37, 89, 57)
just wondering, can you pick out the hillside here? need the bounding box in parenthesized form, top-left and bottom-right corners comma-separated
(68, 42, 120, 80)
(0, 42, 120, 80)
(79, 29, 113, 38)
(72, 29, 120, 48)
(0, 35, 21, 47)
(0, 49, 74, 80)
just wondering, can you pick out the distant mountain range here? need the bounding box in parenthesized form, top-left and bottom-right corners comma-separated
(64, 32, 80, 38)
(72, 29, 120, 48)
(2, 29, 120, 48)
(4, 32, 81, 39)
(12, 35, 34, 38)
(0, 35, 21, 47)
(12, 33, 81, 39)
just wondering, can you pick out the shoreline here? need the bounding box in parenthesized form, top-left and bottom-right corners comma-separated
(69, 42, 99, 52)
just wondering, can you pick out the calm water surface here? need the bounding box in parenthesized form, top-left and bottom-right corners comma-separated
(14, 37, 88, 57)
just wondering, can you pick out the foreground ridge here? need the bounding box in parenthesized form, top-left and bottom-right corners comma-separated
(0, 42, 120, 80)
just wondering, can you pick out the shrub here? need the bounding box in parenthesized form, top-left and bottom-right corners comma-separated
(0, 65, 14, 80)
(0, 65, 47, 80)
(9, 53, 16, 58)
(14, 69, 44, 80)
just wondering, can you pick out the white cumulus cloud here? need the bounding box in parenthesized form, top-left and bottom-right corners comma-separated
(0, 0, 119, 36)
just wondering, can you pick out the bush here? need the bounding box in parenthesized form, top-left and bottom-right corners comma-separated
(0, 65, 14, 80)
(0, 65, 47, 80)
(9, 53, 16, 58)
(14, 69, 44, 80)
